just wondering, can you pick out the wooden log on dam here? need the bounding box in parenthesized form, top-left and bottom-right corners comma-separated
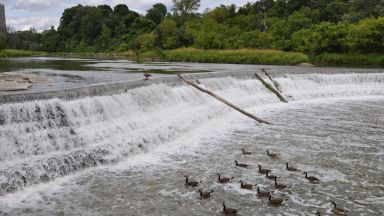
(177, 74, 271, 124)
(254, 72, 288, 103)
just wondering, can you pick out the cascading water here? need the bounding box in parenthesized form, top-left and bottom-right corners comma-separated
(0, 72, 384, 215)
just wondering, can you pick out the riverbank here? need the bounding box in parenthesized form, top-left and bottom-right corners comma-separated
(312, 53, 384, 67)
(2, 49, 383, 67)
(0, 49, 45, 58)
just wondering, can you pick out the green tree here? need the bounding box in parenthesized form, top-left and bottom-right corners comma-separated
(172, 0, 201, 15)
(0, 33, 6, 50)
(347, 17, 384, 53)
(146, 3, 167, 25)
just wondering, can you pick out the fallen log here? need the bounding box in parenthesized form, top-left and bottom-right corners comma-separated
(177, 74, 271, 124)
(254, 72, 288, 103)
(261, 69, 282, 93)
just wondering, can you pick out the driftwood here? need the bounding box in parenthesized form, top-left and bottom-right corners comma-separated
(177, 74, 271, 124)
(261, 69, 282, 93)
(254, 72, 288, 103)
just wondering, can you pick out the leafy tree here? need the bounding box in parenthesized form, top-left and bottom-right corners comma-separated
(0, 33, 6, 50)
(172, 0, 201, 15)
(114, 4, 129, 17)
(146, 3, 167, 25)
(347, 17, 384, 53)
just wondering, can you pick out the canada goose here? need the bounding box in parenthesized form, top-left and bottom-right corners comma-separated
(197, 189, 214, 198)
(239, 180, 255, 190)
(143, 73, 152, 80)
(234, 160, 248, 168)
(274, 176, 288, 189)
(256, 187, 270, 198)
(331, 201, 348, 215)
(258, 165, 271, 174)
(216, 173, 233, 183)
(222, 203, 238, 215)
(184, 175, 200, 187)
(285, 162, 299, 171)
(265, 170, 279, 180)
(266, 150, 278, 158)
(242, 148, 252, 155)
(268, 193, 285, 206)
(315, 211, 321, 216)
(303, 172, 320, 182)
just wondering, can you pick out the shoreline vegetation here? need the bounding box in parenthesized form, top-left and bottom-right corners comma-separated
(1, 0, 383, 68)
(2, 48, 383, 67)
(0, 50, 45, 58)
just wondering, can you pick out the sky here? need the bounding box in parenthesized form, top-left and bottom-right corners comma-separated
(0, 0, 251, 32)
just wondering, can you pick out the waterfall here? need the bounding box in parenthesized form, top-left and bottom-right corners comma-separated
(0, 72, 383, 196)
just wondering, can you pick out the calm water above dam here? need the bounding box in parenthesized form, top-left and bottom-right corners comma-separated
(0, 57, 383, 215)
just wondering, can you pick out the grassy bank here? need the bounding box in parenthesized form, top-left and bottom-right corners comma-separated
(0, 49, 45, 58)
(139, 48, 310, 65)
(312, 53, 384, 67)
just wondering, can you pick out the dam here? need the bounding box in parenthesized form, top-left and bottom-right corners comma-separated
(0, 57, 383, 215)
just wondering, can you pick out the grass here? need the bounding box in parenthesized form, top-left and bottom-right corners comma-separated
(0, 49, 45, 57)
(312, 53, 384, 67)
(139, 48, 310, 65)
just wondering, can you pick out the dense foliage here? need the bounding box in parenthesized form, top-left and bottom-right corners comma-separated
(2, 0, 384, 55)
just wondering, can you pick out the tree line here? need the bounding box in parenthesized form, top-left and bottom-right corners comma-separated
(1, 0, 384, 55)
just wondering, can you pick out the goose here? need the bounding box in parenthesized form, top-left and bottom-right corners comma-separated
(197, 189, 214, 198)
(315, 211, 321, 216)
(143, 73, 152, 80)
(285, 162, 299, 171)
(265, 170, 279, 180)
(184, 175, 200, 187)
(256, 187, 270, 198)
(234, 160, 248, 168)
(266, 150, 278, 158)
(222, 203, 238, 215)
(242, 148, 252, 155)
(216, 173, 233, 183)
(331, 201, 348, 215)
(240, 180, 255, 190)
(268, 193, 285, 206)
(258, 165, 271, 174)
(274, 176, 288, 189)
(303, 172, 320, 182)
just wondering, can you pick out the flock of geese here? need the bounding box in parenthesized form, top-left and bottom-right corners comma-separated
(184, 149, 348, 215)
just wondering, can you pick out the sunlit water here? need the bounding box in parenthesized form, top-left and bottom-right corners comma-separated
(0, 61, 383, 215)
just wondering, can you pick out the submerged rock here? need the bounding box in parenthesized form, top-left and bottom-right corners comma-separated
(0, 72, 54, 91)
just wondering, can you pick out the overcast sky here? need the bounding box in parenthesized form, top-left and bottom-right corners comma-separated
(0, 0, 251, 32)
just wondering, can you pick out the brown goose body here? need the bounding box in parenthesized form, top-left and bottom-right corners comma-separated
(331, 201, 348, 215)
(234, 160, 248, 168)
(268, 194, 285, 206)
(184, 175, 200, 187)
(217, 173, 233, 183)
(258, 165, 271, 174)
(242, 148, 252, 155)
(240, 180, 255, 190)
(303, 172, 320, 182)
(274, 177, 288, 189)
(143, 73, 152, 80)
(265, 170, 279, 180)
(222, 203, 238, 215)
(285, 162, 299, 171)
(256, 187, 270, 198)
(197, 189, 214, 198)
(266, 150, 278, 158)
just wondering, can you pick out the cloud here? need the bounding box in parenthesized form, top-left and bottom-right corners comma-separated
(13, 0, 54, 10)
(7, 16, 59, 32)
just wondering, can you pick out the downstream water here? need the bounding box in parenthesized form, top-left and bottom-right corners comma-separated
(0, 58, 383, 215)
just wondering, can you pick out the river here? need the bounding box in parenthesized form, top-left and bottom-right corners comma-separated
(0, 57, 383, 215)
